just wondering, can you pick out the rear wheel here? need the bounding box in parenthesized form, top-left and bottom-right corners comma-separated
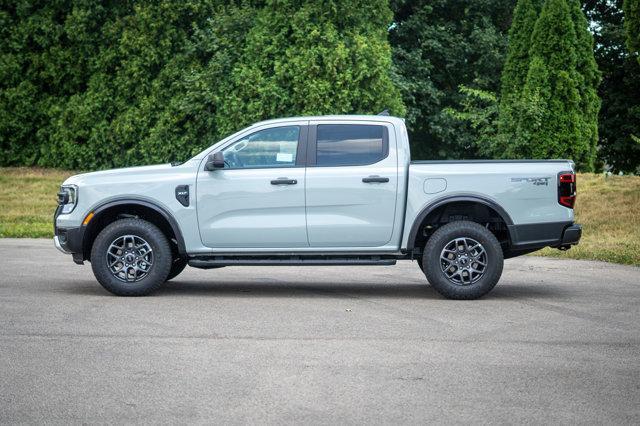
(91, 218, 172, 296)
(422, 221, 503, 300)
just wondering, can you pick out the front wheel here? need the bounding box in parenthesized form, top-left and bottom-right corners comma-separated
(422, 221, 503, 300)
(91, 218, 172, 296)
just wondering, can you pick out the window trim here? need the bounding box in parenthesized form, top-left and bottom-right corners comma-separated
(214, 125, 309, 171)
(306, 123, 389, 167)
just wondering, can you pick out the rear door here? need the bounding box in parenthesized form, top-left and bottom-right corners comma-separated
(305, 121, 399, 247)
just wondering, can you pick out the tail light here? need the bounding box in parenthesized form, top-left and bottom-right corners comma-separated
(558, 172, 576, 208)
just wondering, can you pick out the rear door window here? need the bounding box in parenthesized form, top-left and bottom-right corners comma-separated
(315, 124, 387, 167)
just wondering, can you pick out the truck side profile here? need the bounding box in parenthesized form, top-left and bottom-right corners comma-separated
(54, 115, 581, 299)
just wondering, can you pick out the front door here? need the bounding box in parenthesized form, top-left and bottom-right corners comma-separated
(305, 122, 399, 247)
(196, 124, 309, 248)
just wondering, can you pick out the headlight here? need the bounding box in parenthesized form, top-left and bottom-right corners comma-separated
(57, 185, 78, 214)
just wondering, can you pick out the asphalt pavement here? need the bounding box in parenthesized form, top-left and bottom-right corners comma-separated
(0, 238, 639, 424)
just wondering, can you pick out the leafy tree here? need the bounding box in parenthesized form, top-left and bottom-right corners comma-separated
(1, 0, 403, 169)
(216, 0, 404, 137)
(585, 0, 640, 172)
(390, 0, 515, 160)
(624, 0, 640, 63)
(46, 1, 244, 169)
(444, 86, 500, 157)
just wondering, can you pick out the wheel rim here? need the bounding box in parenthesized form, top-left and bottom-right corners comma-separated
(439, 237, 487, 286)
(106, 235, 154, 283)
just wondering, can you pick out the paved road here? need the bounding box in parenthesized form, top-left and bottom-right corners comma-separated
(0, 239, 639, 424)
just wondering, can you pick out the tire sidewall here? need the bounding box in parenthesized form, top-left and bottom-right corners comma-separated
(91, 219, 172, 296)
(423, 221, 503, 300)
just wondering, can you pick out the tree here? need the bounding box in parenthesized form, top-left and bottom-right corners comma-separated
(390, 0, 515, 160)
(498, 0, 542, 149)
(568, 0, 600, 169)
(1, 0, 243, 169)
(513, 0, 593, 167)
(585, 0, 640, 172)
(624, 0, 640, 63)
(216, 0, 404, 137)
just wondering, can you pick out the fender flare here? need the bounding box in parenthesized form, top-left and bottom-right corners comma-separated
(407, 195, 514, 250)
(84, 197, 187, 255)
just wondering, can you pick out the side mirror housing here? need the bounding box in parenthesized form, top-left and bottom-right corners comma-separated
(204, 151, 225, 171)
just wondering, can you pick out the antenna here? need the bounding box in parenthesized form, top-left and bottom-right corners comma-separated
(377, 109, 390, 116)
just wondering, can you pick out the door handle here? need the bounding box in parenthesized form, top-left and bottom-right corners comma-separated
(271, 178, 297, 185)
(362, 175, 389, 183)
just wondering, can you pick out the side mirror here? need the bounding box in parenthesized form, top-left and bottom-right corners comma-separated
(204, 151, 225, 171)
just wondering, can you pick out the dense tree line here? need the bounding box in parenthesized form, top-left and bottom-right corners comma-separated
(625, 0, 640, 63)
(0, 0, 402, 170)
(1, 0, 639, 171)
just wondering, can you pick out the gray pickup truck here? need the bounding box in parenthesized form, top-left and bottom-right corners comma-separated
(54, 115, 581, 299)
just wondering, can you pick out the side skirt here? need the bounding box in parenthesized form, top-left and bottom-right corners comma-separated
(188, 254, 400, 268)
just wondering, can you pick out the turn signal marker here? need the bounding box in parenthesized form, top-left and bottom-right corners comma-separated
(83, 212, 95, 225)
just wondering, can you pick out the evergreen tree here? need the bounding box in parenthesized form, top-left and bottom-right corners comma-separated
(624, 0, 640, 63)
(515, 0, 592, 168)
(497, 0, 542, 153)
(568, 0, 600, 169)
(216, 0, 404, 136)
(500, 0, 542, 102)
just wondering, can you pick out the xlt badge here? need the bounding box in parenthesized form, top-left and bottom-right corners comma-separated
(175, 185, 190, 207)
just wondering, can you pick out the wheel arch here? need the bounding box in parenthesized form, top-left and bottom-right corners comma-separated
(407, 195, 514, 251)
(81, 198, 186, 261)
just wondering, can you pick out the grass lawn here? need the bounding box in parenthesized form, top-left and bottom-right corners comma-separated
(0, 168, 76, 238)
(534, 173, 640, 265)
(1, 167, 638, 265)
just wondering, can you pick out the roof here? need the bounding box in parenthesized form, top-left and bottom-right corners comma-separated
(253, 114, 404, 126)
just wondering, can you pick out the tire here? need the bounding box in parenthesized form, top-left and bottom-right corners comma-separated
(416, 257, 424, 271)
(166, 256, 188, 281)
(90, 218, 172, 296)
(422, 221, 503, 300)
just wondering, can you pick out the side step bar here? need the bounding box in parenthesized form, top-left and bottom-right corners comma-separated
(188, 255, 397, 268)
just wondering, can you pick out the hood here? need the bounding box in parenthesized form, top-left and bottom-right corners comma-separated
(62, 163, 176, 187)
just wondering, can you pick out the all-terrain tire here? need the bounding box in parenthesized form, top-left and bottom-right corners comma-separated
(91, 218, 172, 296)
(422, 221, 503, 300)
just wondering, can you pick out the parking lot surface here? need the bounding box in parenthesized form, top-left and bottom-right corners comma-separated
(1, 239, 639, 423)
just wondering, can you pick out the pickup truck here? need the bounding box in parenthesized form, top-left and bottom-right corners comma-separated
(54, 114, 581, 299)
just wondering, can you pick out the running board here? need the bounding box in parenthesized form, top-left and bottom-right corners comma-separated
(188, 255, 397, 268)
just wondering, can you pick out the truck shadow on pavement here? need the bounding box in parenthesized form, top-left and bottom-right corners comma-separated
(153, 280, 568, 300)
(57, 280, 569, 300)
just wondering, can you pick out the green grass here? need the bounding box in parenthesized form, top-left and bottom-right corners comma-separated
(534, 173, 640, 266)
(1, 168, 638, 265)
(0, 167, 76, 238)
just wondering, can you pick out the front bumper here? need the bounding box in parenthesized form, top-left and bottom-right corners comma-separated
(54, 206, 85, 264)
(54, 235, 70, 254)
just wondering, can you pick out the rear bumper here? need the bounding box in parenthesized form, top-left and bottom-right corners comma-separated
(560, 224, 582, 245)
(505, 221, 581, 258)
